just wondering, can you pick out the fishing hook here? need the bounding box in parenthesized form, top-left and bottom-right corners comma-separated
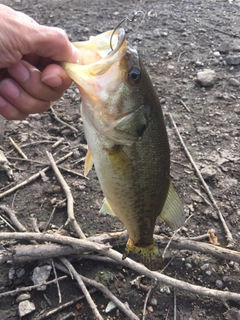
(109, 10, 145, 51)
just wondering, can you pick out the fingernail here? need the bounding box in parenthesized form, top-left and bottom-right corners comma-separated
(0, 80, 20, 99)
(0, 95, 7, 108)
(8, 61, 30, 83)
(71, 44, 81, 63)
(41, 74, 63, 87)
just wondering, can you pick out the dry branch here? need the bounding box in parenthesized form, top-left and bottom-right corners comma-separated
(46, 151, 86, 239)
(1, 232, 240, 304)
(59, 257, 103, 320)
(0, 275, 67, 298)
(1, 233, 240, 264)
(34, 288, 96, 320)
(55, 262, 140, 320)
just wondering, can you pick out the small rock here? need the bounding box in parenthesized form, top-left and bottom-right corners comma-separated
(225, 55, 240, 65)
(8, 267, 15, 280)
(201, 263, 209, 271)
(160, 286, 171, 294)
(150, 297, 158, 306)
(200, 166, 217, 180)
(213, 51, 221, 57)
(185, 263, 192, 269)
(16, 268, 25, 278)
(205, 270, 212, 276)
(216, 279, 223, 289)
(195, 60, 204, 67)
(232, 45, 240, 52)
(105, 301, 117, 313)
(228, 78, 240, 87)
(18, 300, 35, 317)
(217, 43, 230, 54)
(224, 308, 240, 320)
(16, 293, 31, 303)
(197, 69, 216, 87)
(31, 265, 52, 291)
(147, 306, 154, 313)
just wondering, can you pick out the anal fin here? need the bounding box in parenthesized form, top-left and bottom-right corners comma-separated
(99, 197, 116, 216)
(159, 182, 185, 230)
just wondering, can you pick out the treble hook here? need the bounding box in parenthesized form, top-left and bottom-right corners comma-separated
(109, 10, 145, 51)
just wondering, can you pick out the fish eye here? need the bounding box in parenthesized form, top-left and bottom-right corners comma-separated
(128, 67, 141, 83)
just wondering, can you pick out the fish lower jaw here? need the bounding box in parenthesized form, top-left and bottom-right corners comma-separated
(123, 238, 163, 271)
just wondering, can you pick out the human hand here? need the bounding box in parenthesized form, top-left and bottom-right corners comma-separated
(0, 5, 79, 120)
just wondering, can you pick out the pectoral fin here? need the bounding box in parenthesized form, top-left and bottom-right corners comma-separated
(104, 145, 132, 175)
(99, 198, 115, 216)
(84, 149, 94, 176)
(159, 182, 185, 230)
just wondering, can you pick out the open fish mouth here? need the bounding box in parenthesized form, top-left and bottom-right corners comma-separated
(72, 28, 126, 67)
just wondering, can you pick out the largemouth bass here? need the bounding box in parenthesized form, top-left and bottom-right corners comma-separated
(62, 28, 185, 269)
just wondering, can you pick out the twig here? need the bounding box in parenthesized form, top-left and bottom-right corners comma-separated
(9, 137, 28, 159)
(1, 232, 240, 304)
(0, 151, 73, 199)
(50, 106, 78, 133)
(143, 279, 156, 320)
(59, 257, 104, 320)
(177, 51, 186, 62)
(180, 99, 191, 113)
(46, 151, 86, 239)
(189, 185, 212, 207)
(0, 275, 67, 298)
(7, 157, 88, 179)
(0, 214, 16, 231)
(51, 137, 65, 149)
(168, 112, 234, 247)
(29, 216, 40, 233)
(59, 312, 75, 320)
(43, 199, 66, 232)
(55, 262, 140, 320)
(0, 205, 27, 232)
(51, 260, 62, 304)
(173, 286, 177, 320)
(34, 288, 96, 320)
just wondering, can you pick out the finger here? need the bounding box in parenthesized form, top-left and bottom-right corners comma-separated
(0, 96, 31, 120)
(26, 25, 80, 63)
(7, 60, 71, 101)
(0, 79, 51, 116)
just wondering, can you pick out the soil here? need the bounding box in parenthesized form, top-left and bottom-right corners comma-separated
(0, 0, 239, 319)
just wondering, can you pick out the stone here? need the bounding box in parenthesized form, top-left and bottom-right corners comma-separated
(228, 78, 240, 87)
(225, 55, 240, 65)
(217, 43, 230, 54)
(216, 279, 223, 289)
(200, 166, 217, 180)
(197, 69, 216, 87)
(105, 301, 117, 313)
(18, 300, 35, 317)
(16, 293, 31, 303)
(31, 265, 52, 291)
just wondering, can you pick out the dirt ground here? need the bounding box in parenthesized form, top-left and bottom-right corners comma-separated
(0, 0, 239, 319)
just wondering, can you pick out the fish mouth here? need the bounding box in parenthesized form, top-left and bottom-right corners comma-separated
(72, 28, 126, 68)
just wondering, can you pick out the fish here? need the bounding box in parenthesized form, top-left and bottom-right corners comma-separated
(62, 28, 185, 269)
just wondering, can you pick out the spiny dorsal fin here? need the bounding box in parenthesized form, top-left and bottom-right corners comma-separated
(99, 198, 116, 216)
(84, 149, 94, 176)
(159, 182, 185, 230)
